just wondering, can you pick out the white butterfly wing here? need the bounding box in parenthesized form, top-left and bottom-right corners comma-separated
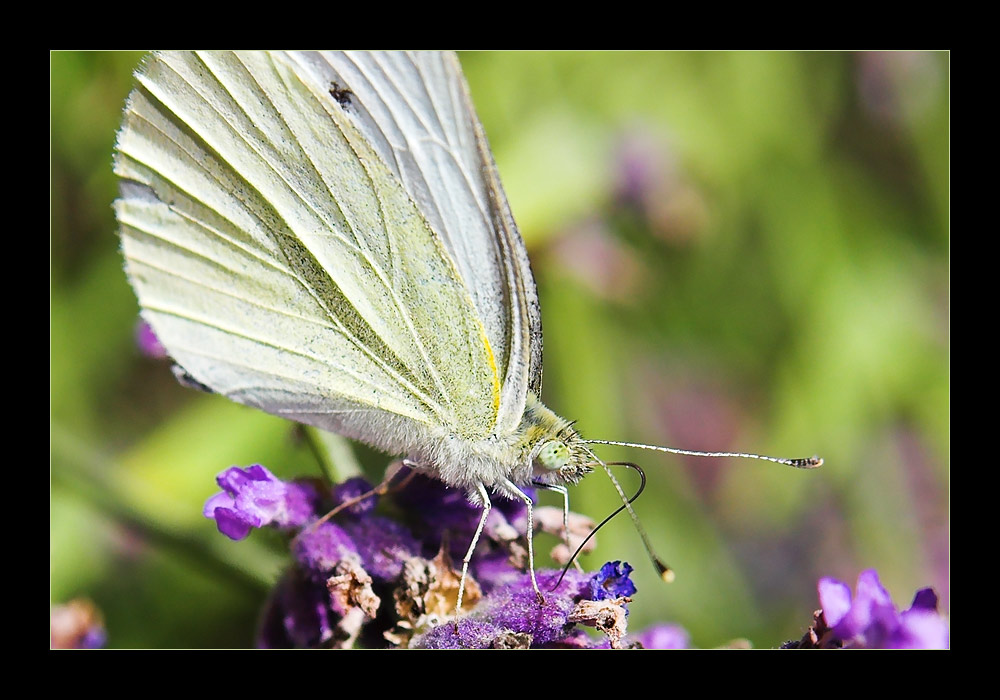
(284, 51, 543, 435)
(114, 51, 505, 452)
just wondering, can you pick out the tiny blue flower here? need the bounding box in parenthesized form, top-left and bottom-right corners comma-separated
(589, 560, 637, 601)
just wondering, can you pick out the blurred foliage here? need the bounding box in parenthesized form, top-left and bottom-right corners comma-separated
(50, 51, 948, 648)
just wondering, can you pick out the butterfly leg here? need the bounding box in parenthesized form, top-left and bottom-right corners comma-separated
(456, 482, 492, 620)
(532, 481, 584, 572)
(503, 479, 544, 604)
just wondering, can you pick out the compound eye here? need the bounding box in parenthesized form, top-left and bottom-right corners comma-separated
(538, 440, 571, 471)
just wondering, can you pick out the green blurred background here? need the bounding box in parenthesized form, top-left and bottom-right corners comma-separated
(51, 51, 948, 648)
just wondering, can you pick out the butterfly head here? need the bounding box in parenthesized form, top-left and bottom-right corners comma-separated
(532, 431, 593, 486)
(518, 394, 593, 486)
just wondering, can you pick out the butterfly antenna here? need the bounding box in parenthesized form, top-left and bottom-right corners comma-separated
(549, 457, 673, 591)
(584, 440, 823, 469)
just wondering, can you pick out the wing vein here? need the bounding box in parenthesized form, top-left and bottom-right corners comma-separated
(128, 56, 451, 419)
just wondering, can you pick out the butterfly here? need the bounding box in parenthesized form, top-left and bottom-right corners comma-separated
(114, 51, 820, 611)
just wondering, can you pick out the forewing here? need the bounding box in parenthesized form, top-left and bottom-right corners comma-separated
(284, 51, 543, 436)
(114, 51, 500, 450)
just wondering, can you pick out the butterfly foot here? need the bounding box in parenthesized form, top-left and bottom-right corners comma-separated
(535, 591, 546, 606)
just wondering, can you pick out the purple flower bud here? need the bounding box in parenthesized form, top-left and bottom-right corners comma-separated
(416, 618, 506, 650)
(203, 465, 320, 540)
(632, 623, 690, 649)
(910, 587, 938, 611)
(470, 548, 524, 593)
(817, 577, 853, 627)
(410, 568, 597, 649)
(257, 569, 336, 649)
(339, 516, 419, 582)
(292, 521, 359, 577)
(392, 470, 536, 568)
(331, 477, 378, 516)
(134, 320, 168, 359)
(393, 470, 483, 538)
(817, 569, 948, 649)
(615, 130, 663, 210)
(889, 586, 948, 650)
(483, 569, 593, 645)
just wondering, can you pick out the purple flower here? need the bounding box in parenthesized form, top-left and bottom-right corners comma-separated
(50, 599, 107, 649)
(391, 469, 536, 575)
(292, 521, 359, 576)
(208, 465, 682, 649)
(135, 319, 168, 359)
(203, 465, 319, 540)
(257, 568, 337, 648)
(589, 560, 637, 601)
(392, 471, 490, 548)
(339, 516, 419, 582)
(411, 563, 643, 649)
(474, 569, 592, 645)
(410, 568, 604, 649)
(331, 477, 378, 517)
(615, 130, 664, 210)
(631, 623, 690, 649)
(468, 548, 524, 593)
(818, 569, 949, 649)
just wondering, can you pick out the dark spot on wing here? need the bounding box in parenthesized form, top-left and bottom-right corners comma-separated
(329, 82, 353, 109)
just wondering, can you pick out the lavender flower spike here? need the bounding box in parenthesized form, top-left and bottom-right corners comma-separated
(817, 569, 949, 649)
(412, 564, 641, 649)
(203, 464, 319, 540)
(208, 466, 688, 649)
